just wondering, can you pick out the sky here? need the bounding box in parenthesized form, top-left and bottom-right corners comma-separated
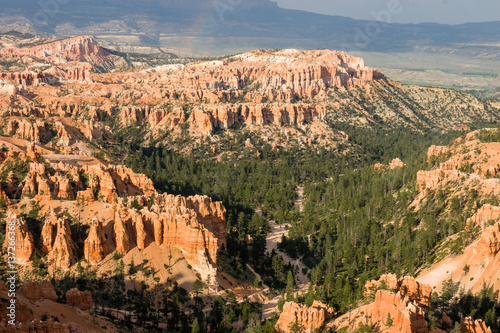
(275, 0, 500, 25)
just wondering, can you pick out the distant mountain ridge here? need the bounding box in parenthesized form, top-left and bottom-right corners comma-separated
(0, 0, 498, 57)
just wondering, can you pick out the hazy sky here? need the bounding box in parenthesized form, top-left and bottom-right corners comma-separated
(275, 0, 500, 25)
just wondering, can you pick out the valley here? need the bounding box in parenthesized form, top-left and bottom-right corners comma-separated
(0, 33, 499, 333)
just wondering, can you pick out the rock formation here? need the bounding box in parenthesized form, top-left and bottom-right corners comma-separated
(275, 301, 335, 333)
(389, 158, 405, 169)
(40, 207, 59, 255)
(65, 288, 93, 311)
(85, 195, 226, 278)
(0, 36, 113, 69)
(365, 274, 432, 308)
(19, 280, 58, 301)
(114, 209, 131, 254)
(180, 49, 383, 101)
(467, 205, 500, 227)
(6, 118, 48, 143)
(18, 158, 155, 202)
(461, 317, 492, 333)
(370, 289, 429, 333)
(0, 143, 227, 280)
(1, 40, 495, 157)
(84, 217, 109, 264)
(76, 164, 156, 203)
(428, 145, 451, 159)
(47, 218, 76, 269)
(364, 273, 399, 296)
(335, 275, 433, 333)
(187, 103, 329, 134)
(111, 193, 226, 279)
(3, 212, 34, 264)
(476, 223, 500, 256)
(416, 169, 464, 191)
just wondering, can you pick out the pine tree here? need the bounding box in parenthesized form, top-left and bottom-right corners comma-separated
(191, 318, 202, 333)
(285, 270, 295, 301)
(129, 257, 136, 275)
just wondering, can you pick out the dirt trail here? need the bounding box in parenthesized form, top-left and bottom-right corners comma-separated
(266, 220, 310, 287)
(260, 220, 310, 319)
(250, 208, 311, 318)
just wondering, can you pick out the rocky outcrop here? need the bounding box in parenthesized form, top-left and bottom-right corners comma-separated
(114, 209, 131, 254)
(389, 158, 405, 169)
(54, 121, 74, 147)
(467, 205, 500, 227)
(0, 69, 89, 86)
(428, 145, 451, 159)
(365, 273, 399, 296)
(132, 210, 147, 250)
(17, 158, 155, 202)
(6, 118, 49, 143)
(3, 212, 34, 263)
(416, 169, 464, 191)
(275, 301, 335, 333)
(77, 164, 156, 203)
(111, 194, 227, 280)
(84, 217, 109, 264)
(78, 193, 226, 279)
(1, 36, 113, 69)
(476, 223, 500, 257)
(18, 280, 58, 301)
(3, 45, 491, 156)
(26, 142, 41, 162)
(65, 288, 93, 311)
(461, 317, 492, 333)
(47, 218, 76, 269)
(371, 289, 429, 333)
(0, 147, 226, 280)
(66, 67, 92, 83)
(187, 103, 328, 134)
(365, 274, 432, 309)
(40, 207, 58, 255)
(22, 163, 53, 198)
(0, 190, 11, 206)
(0, 72, 48, 86)
(179, 49, 383, 101)
(335, 275, 433, 333)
